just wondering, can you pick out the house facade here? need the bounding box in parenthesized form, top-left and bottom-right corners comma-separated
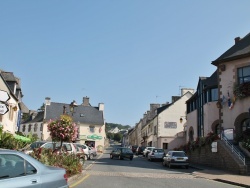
(186, 71, 219, 142)
(20, 96, 106, 151)
(212, 33, 250, 142)
(0, 70, 26, 135)
(133, 88, 194, 151)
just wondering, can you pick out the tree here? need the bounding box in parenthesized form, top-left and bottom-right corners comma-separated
(47, 115, 78, 150)
(113, 133, 122, 142)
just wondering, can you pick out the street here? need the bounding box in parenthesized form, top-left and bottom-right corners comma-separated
(71, 145, 239, 188)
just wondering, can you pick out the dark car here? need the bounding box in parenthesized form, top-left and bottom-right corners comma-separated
(131, 145, 138, 153)
(110, 147, 134, 160)
(135, 146, 145, 155)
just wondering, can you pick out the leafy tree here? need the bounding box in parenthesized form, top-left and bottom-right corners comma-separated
(113, 133, 122, 142)
(47, 115, 78, 150)
(107, 132, 114, 140)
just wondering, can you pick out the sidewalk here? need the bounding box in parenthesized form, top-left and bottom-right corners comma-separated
(190, 163, 250, 187)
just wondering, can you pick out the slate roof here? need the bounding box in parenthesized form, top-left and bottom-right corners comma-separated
(22, 111, 44, 124)
(203, 70, 218, 90)
(212, 32, 250, 65)
(1, 72, 17, 82)
(44, 102, 104, 125)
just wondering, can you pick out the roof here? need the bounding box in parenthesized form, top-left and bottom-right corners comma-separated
(1, 72, 17, 82)
(44, 102, 104, 125)
(203, 70, 218, 90)
(19, 102, 29, 114)
(212, 32, 250, 65)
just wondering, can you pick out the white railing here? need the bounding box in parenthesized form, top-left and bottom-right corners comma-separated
(222, 136, 245, 165)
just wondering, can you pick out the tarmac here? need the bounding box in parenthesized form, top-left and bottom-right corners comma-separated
(68, 152, 250, 188)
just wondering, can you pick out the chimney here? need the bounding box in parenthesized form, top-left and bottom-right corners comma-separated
(82, 96, 90, 106)
(98, 103, 104, 111)
(234, 37, 241, 44)
(45, 97, 51, 105)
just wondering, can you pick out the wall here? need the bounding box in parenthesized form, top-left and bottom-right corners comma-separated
(219, 57, 250, 130)
(188, 140, 247, 174)
(203, 102, 219, 136)
(186, 109, 198, 143)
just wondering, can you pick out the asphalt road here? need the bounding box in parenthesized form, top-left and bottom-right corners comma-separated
(72, 145, 239, 188)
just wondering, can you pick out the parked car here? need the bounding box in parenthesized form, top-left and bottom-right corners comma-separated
(40, 142, 78, 154)
(88, 146, 97, 159)
(110, 147, 134, 160)
(131, 145, 138, 153)
(21, 141, 47, 154)
(142, 147, 155, 157)
(0, 149, 68, 188)
(135, 146, 145, 155)
(75, 143, 91, 160)
(147, 148, 165, 161)
(162, 151, 189, 169)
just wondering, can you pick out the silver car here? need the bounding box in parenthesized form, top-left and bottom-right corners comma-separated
(147, 148, 165, 161)
(162, 150, 189, 169)
(0, 149, 69, 188)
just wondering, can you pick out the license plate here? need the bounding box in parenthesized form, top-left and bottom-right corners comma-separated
(177, 158, 184, 160)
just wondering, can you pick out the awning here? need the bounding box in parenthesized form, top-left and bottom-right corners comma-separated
(14, 135, 31, 142)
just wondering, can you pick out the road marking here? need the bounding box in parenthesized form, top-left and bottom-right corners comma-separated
(69, 174, 90, 188)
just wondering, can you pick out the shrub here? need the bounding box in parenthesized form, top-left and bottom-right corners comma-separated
(29, 148, 82, 177)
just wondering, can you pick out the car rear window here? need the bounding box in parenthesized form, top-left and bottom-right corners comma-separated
(153, 149, 164, 153)
(172, 152, 186, 157)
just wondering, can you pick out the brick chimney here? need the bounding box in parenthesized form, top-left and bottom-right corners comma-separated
(234, 37, 241, 44)
(82, 96, 90, 106)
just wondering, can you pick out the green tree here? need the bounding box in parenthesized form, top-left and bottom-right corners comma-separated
(113, 133, 122, 142)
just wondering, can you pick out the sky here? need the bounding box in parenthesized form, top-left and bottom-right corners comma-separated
(1, 1, 250, 126)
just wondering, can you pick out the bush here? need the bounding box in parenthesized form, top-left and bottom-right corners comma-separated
(29, 148, 82, 177)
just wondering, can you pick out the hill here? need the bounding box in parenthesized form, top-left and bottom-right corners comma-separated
(105, 123, 131, 132)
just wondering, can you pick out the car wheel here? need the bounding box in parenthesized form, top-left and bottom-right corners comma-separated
(84, 155, 88, 161)
(162, 161, 165, 166)
(130, 157, 133, 161)
(89, 154, 94, 160)
(110, 154, 113, 159)
(185, 165, 189, 169)
(119, 155, 123, 160)
(169, 163, 172, 169)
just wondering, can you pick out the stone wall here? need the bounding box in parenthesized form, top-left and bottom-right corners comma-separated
(187, 140, 247, 174)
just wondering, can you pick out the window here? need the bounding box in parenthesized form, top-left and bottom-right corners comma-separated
(34, 124, 38, 132)
(28, 124, 32, 132)
(238, 66, 250, 84)
(89, 126, 95, 133)
(211, 88, 218, 101)
(40, 123, 43, 131)
(0, 154, 37, 179)
(162, 143, 168, 149)
(22, 125, 26, 132)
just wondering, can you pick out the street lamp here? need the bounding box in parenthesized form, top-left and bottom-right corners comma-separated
(180, 116, 187, 123)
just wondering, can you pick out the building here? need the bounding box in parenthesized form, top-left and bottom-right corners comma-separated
(20, 96, 106, 151)
(0, 70, 27, 135)
(186, 71, 219, 142)
(211, 33, 250, 142)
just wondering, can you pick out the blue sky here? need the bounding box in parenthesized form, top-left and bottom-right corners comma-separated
(1, 1, 250, 126)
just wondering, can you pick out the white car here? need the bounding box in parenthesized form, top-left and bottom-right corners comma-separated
(147, 148, 165, 161)
(162, 151, 189, 169)
(142, 147, 155, 157)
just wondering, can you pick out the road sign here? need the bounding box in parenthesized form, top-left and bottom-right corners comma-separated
(0, 103, 9, 115)
(0, 90, 10, 102)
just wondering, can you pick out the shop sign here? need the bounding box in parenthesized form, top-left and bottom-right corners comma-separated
(87, 134, 103, 140)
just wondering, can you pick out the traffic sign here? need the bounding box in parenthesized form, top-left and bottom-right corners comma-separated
(0, 103, 9, 115)
(0, 90, 10, 102)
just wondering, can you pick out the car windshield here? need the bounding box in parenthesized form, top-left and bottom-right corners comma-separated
(172, 152, 186, 157)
